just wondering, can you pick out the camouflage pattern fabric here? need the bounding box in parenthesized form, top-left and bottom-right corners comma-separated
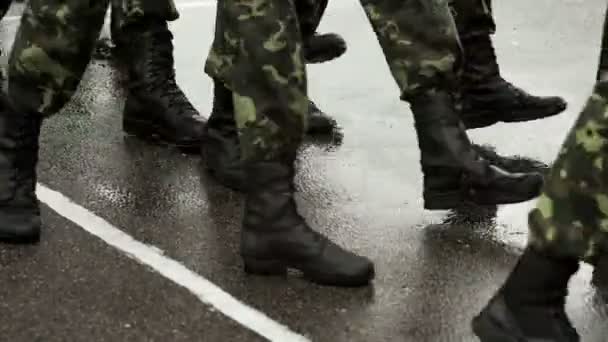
(205, 0, 309, 162)
(528, 8, 608, 264)
(112, 0, 179, 27)
(0, 0, 180, 37)
(293, 0, 498, 81)
(298, 0, 496, 42)
(109, 0, 179, 41)
(205, 0, 462, 162)
(6, 0, 179, 115)
(361, 0, 461, 99)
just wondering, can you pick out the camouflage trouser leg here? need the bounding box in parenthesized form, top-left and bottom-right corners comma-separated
(109, 0, 180, 43)
(448, 0, 495, 38)
(8, 0, 178, 116)
(528, 82, 608, 264)
(528, 9, 608, 264)
(360, 0, 462, 100)
(0, 0, 12, 21)
(205, 0, 461, 161)
(205, 0, 308, 161)
(8, 0, 110, 115)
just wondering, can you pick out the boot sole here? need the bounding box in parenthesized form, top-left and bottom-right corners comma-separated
(0, 229, 40, 244)
(306, 125, 337, 136)
(424, 189, 539, 210)
(463, 106, 566, 130)
(242, 257, 374, 288)
(472, 313, 525, 342)
(123, 117, 201, 154)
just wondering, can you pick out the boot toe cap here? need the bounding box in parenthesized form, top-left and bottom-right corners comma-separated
(543, 95, 567, 109)
(500, 171, 544, 201)
(490, 166, 544, 194)
(304, 33, 347, 63)
(469, 167, 544, 206)
(473, 144, 550, 174)
(307, 103, 338, 135)
(514, 171, 544, 194)
(310, 243, 375, 287)
(533, 96, 567, 116)
(473, 293, 580, 342)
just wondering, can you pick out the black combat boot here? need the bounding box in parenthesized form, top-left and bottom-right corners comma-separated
(307, 99, 337, 135)
(302, 32, 341, 135)
(410, 91, 543, 209)
(0, 96, 42, 243)
(202, 79, 339, 191)
(460, 34, 567, 129)
(304, 33, 347, 64)
(202, 80, 245, 192)
(472, 144, 550, 174)
(120, 19, 206, 151)
(303, 31, 344, 135)
(299, 0, 346, 65)
(473, 247, 580, 342)
(241, 152, 375, 287)
(591, 256, 608, 299)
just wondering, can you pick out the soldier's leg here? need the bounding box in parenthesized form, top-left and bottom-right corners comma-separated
(1, 0, 110, 243)
(107, 0, 205, 151)
(295, 0, 342, 135)
(204, 0, 545, 205)
(202, 0, 341, 191)
(358, 0, 542, 209)
(472, 84, 606, 342)
(445, 0, 554, 174)
(472, 13, 608, 339)
(450, 0, 567, 129)
(204, 0, 374, 287)
(297, 0, 346, 64)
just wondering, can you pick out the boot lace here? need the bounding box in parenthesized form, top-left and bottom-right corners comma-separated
(476, 41, 530, 100)
(144, 31, 198, 117)
(495, 77, 530, 100)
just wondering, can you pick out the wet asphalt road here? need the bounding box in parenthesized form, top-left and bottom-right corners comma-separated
(1, 0, 608, 341)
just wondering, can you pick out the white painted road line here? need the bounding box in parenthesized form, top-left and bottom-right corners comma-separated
(36, 183, 310, 342)
(2, 0, 217, 22)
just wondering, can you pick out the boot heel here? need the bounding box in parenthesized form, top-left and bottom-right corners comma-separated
(423, 190, 463, 210)
(243, 258, 287, 276)
(471, 313, 517, 342)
